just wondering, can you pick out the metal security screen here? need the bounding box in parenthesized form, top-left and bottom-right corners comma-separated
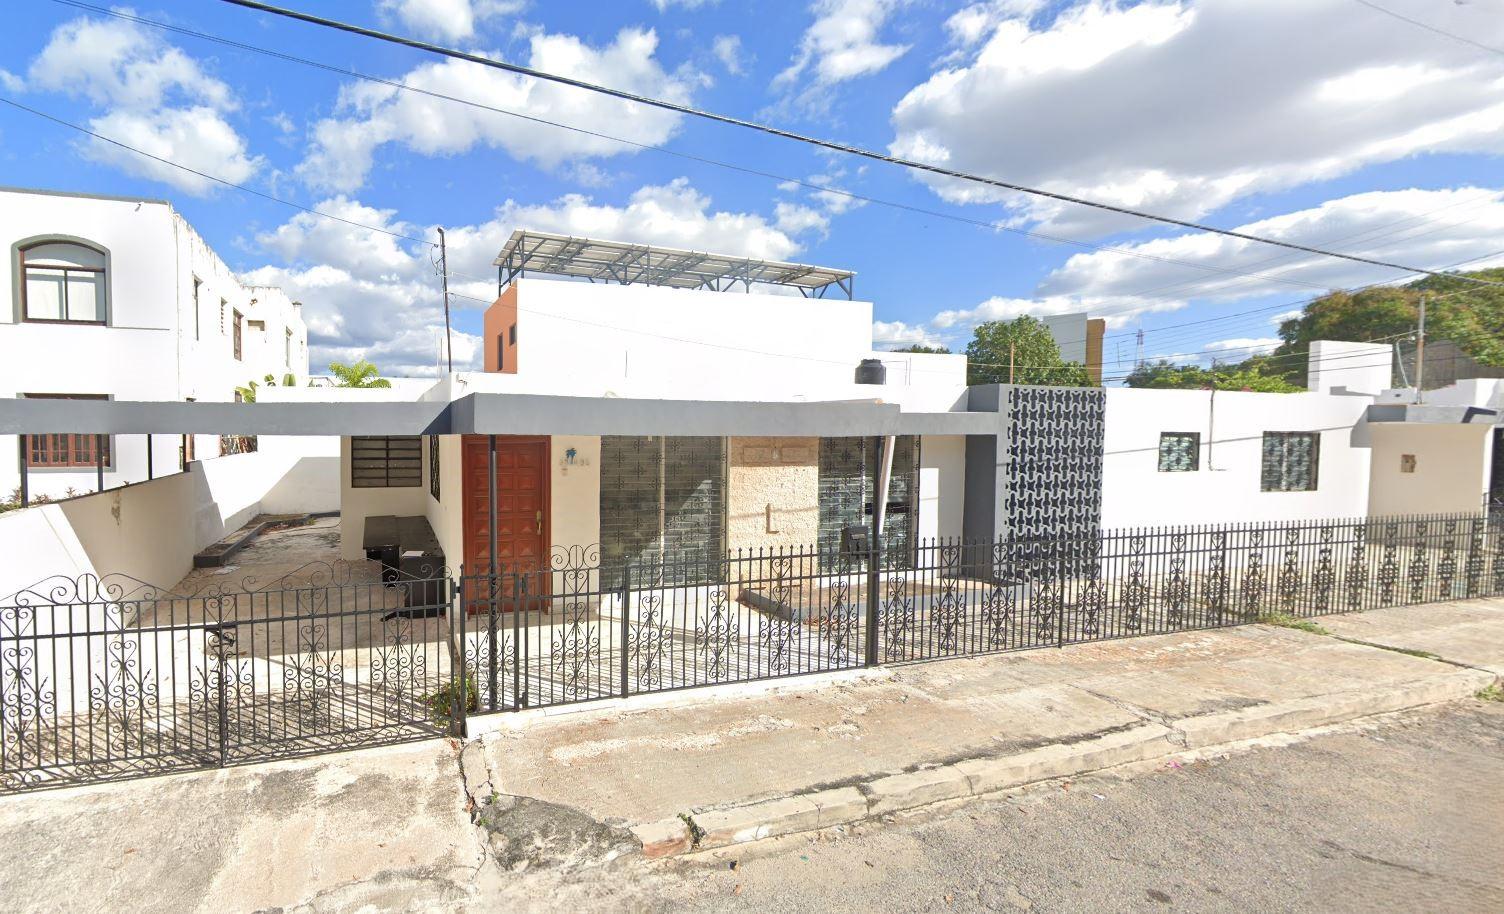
(1158, 432, 1200, 472)
(1261, 432, 1320, 492)
(817, 437, 918, 564)
(351, 436, 423, 488)
(599, 436, 726, 587)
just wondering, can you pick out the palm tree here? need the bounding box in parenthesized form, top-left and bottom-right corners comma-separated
(328, 359, 392, 388)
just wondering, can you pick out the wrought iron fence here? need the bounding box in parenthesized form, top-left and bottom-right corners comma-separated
(0, 562, 453, 793)
(4, 510, 1501, 793)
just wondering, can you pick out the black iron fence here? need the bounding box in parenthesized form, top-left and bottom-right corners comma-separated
(4, 511, 1502, 792)
(0, 563, 452, 793)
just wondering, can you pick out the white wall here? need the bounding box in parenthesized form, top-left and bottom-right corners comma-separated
(1101, 387, 1375, 528)
(337, 436, 427, 560)
(1307, 340, 1392, 396)
(0, 188, 308, 499)
(1368, 423, 1491, 516)
(918, 435, 965, 542)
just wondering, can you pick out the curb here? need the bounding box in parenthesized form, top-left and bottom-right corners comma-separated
(630, 668, 1498, 859)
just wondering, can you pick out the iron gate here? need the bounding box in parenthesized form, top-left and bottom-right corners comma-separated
(0, 563, 454, 792)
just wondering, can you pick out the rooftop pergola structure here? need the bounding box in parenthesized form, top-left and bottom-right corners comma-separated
(494, 230, 856, 300)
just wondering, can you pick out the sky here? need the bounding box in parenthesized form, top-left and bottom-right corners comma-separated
(2, 0, 1503, 379)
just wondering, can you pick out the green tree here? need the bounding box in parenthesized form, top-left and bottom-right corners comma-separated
(1125, 360, 1302, 392)
(964, 316, 1094, 386)
(888, 344, 952, 354)
(328, 359, 393, 388)
(1257, 267, 1504, 386)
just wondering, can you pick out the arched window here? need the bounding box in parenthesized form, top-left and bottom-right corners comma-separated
(19, 240, 107, 323)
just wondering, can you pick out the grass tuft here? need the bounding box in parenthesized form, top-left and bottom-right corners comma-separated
(1476, 683, 1504, 703)
(1255, 612, 1330, 636)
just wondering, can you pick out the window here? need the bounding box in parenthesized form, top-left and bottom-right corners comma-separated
(351, 436, 422, 488)
(232, 309, 243, 361)
(22, 394, 110, 467)
(496, 335, 505, 372)
(20, 241, 105, 323)
(1261, 432, 1319, 492)
(509, 323, 516, 344)
(192, 277, 201, 340)
(1400, 454, 1417, 474)
(429, 436, 441, 501)
(817, 437, 919, 566)
(1157, 432, 1200, 472)
(247, 319, 265, 332)
(599, 436, 725, 588)
(285, 329, 293, 368)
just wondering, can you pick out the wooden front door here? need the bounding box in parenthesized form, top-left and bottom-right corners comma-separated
(462, 436, 549, 574)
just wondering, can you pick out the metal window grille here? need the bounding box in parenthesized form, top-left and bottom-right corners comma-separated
(429, 435, 441, 501)
(351, 436, 423, 488)
(817, 437, 918, 565)
(599, 436, 725, 588)
(1157, 432, 1200, 472)
(1261, 432, 1320, 492)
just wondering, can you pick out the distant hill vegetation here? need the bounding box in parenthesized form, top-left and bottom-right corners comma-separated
(1128, 268, 1504, 390)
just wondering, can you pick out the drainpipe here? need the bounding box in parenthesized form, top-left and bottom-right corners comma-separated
(1207, 387, 1217, 472)
(874, 435, 896, 535)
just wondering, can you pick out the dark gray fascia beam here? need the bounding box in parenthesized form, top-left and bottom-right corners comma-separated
(0, 398, 451, 436)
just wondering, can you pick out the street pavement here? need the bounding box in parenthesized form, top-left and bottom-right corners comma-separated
(522, 700, 1504, 913)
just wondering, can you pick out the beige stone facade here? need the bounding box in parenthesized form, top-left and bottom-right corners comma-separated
(726, 436, 820, 556)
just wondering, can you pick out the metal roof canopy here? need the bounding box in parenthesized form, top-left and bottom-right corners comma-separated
(494, 229, 855, 299)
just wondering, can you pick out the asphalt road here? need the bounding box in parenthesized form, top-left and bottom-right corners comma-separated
(537, 700, 1504, 913)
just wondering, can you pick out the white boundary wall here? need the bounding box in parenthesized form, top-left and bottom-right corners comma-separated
(1101, 388, 1375, 528)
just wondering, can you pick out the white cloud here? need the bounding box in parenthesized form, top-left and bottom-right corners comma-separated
(774, 0, 909, 110)
(298, 27, 694, 192)
(890, 0, 1504, 234)
(20, 14, 259, 196)
(377, 0, 525, 43)
(1204, 336, 1279, 355)
(0, 69, 24, 93)
(712, 35, 747, 75)
(247, 180, 818, 375)
(84, 107, 261, 193)
(774, 201, 830, 237)
(873, 319, 948, 348)
(1036, 186, 1504, 305)
(944, 0, 1046, 47)
(882, 186, 1504, 349)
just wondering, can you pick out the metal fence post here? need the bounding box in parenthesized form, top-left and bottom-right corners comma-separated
(214, 626, 230, 767)
(864, 532, 880, 667)
(512, 571, 523, 711)
(1057, 546, 1067, 648)
(619, 562, 632, 698)
(448, 576, 466, 738)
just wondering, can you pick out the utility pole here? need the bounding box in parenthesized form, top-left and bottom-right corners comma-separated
(437, 227, 454, 374)
(1135, 328, 1145, 369)
(1414, 294, 1426, 404)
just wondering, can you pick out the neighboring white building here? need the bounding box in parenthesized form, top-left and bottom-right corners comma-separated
(0, 186, 310, 499)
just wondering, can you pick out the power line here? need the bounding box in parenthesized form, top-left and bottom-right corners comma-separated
(50, 0, 1379, 303)
(1351, 0, 1504, 57)
(2, 82, 1484, 383)
(214, 0, 1504, 288)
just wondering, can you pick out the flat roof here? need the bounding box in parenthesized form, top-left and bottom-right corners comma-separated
(0, 394, 1000, 437)
(494, 229, 855, 299)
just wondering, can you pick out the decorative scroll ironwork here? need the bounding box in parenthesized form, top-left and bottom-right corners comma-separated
(881, 574, 916, 662)
(1122, 535, 1148, 632)
(1407, 521, 1430, 604)
(696, 589, 739, 681)
(283, 621, 340, 730)
(1344, 522, 1368, 612)
(372, 617, 428, 715)
(1277, 527, 1304, 615)
(758, 556, 799, 675)
(628, 570, 669, 691)
(1377, 522, 1401, 605)
(1202, 531, 1229, 625)
(822, 575, 859, 665)
(930, 544, 964, 653)
(1240, 529, 1267, 619)
(1310, 526, 1336, 614)
(1162, 533, 1190, 629)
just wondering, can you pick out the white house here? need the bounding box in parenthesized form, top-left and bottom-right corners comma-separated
(0, 186, 310, 501)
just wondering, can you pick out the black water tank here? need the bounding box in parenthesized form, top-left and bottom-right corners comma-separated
(854, 358, 887, 385)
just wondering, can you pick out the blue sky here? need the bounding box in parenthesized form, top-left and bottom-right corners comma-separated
(3, 0, 1503, 377)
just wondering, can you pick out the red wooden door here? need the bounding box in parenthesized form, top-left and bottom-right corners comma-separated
(462, 436, 549, 574)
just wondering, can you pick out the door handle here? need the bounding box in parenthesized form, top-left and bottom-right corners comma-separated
(535, 509, 543, 535)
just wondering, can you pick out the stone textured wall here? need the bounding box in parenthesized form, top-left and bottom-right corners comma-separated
(727, 436, 820, 555)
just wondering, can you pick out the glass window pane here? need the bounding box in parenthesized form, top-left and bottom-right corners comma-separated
(24, 269, 65, 319)
(65, 272, 102, 321)
(24, 242, 105, 270)
(1157, 432, 1198, 472)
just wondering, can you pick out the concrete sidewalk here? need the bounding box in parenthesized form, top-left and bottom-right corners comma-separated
(476, 601, 1504, 857)
(0, 740, 490, 914)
